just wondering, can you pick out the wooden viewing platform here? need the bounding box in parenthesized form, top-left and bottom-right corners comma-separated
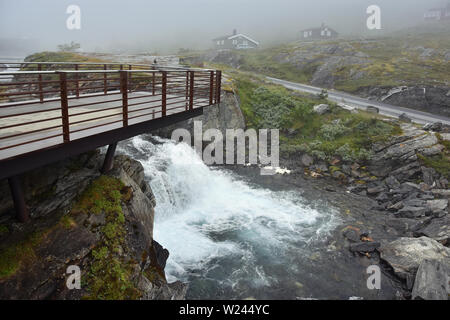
(0, 62, 222, 221)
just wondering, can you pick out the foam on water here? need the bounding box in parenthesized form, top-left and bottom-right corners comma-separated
(120, 135, 340, 298)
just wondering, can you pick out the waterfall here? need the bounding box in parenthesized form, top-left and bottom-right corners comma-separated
(119, 135, 340, 299)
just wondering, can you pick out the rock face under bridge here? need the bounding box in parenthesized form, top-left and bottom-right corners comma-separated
(0, 152, 186, 300)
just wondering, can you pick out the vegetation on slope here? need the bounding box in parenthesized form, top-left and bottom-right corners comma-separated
(205, 27, 450, 94)
(230, 71, 401, 163)
(71, 175, 141, 300)
(418, 133, 450, 180)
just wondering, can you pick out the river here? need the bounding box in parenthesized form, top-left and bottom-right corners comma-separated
(118, 135, 401, 299)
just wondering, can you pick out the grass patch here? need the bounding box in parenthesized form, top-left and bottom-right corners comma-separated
(233, 74, 401, 163)
(22, 51, 103, 70)
(418, 153, 450, 180)
(417, 133, 450, 180)
(0, 231, 44, 279)
(74, 175, 141, 300)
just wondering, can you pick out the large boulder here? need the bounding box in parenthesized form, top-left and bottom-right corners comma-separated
(379, 237, 450, 280)
(300, 154, 314, 167)
(411, 259, 448, 300)
(418, 216, 450, 244)
(313, 104, 330, 115)
(399, 113, 412, 123)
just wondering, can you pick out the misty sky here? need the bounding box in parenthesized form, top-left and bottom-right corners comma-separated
(0, 0, 446, 53)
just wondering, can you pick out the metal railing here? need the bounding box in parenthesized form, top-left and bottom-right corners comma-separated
(0, 63, 222, 160)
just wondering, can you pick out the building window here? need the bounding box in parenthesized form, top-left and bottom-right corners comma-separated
(232, 40, 237, 45)
(304, 31, 308, 38)
(243, 40, 248, 46)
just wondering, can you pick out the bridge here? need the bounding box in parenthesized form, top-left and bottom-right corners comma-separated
(0, 61, 222, 222)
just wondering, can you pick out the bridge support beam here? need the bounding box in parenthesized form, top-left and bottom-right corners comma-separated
(101, 142, 118, 174)
(8, 175, 30, 223)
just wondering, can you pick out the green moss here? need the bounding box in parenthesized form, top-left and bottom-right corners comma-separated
(418, 153, 450, 180)
(329, 166, 341, 174)
(436, 133, 450, 150)
(60, 215, 76, 230)
(75, 175, 141, 300)
(0, 231, 44, 279)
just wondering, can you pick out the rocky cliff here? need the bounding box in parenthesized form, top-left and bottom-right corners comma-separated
(0, 151, 186, 300)
(152, 87, 245, 139)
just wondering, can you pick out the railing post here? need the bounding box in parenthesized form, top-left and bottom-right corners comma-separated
(152, 67, 156, 96)
(103, 64, 108, 94)
(74, 64, 80, 98)
(189, 71, 194, 111)
(128, 65, 132, 92)
(209, 71, 214, 105)
(37, 64, 44, 103)
(162, 71, 167, 117)
(8, 175, 29, 223)
(120, 71, 128, 127)
(216, 70, 222, 104)
(101, 142, 118, 173)
(185, 72, 189, 110)
(59, 72, 70, 143)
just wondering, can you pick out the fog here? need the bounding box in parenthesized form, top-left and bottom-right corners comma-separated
(0, 0, 446, 55)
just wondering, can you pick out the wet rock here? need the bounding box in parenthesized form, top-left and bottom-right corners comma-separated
(391, 162, 422, 182)
(395, 206, 428, 218)
(367, 185, 386, 195)
(418, 192, 435, 200)
(151, 240, 169, 271)
(379, 237, 450, 280)
(427, 199, 448, 214)
(422, 122, 443, 132)
(366, 106, 379, 114)
(343, 228, 361, 242)
(432, 189, 450, 198)
(371, 133, 438, 171)
(332, 170, 346, 179)
(375, 192, 390, 202)
(313, 104, 330, 115)
(399, 113, 412, 123)
(301, 154, 314, 167)
(418, 216, 450, 243)
(421, 167, 436, 186)
(411, 260, 448, 300)
(387, 201, 404, 211)
(139, 277, 188, 300)
(385, 217, 431, 234)
(404, 199, 427, 207)
(349, 241, 380, 253)
(385, 176, 401, 190)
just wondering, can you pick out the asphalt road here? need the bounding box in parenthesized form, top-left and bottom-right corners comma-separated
(266, 76, 450, 126)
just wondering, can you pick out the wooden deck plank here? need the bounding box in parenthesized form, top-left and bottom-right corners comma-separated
(0, 91, 206, 160)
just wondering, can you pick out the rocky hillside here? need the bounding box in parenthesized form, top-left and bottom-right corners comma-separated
(0, 151, 186, 300)
(188, 27, 450, 117)
(283, 120, 450, 299)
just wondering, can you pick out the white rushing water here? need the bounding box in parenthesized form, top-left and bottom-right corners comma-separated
(120, 135, 340, 299)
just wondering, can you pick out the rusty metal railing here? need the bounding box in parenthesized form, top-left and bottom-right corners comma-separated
(0, 65, 222, 160)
